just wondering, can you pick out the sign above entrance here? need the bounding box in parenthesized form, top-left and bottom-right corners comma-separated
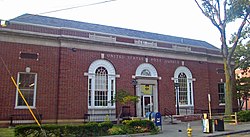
(141, 85, 153, 95)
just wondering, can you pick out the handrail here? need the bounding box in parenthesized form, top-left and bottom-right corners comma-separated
(164, 108, 174, 124)
(164, 107, 239, 116)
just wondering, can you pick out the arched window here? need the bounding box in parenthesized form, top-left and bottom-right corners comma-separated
(95, 67, 108, 106)
(178, 72, 188, 105)
(88, 60, 116, 108)
(174, 66, 194, 106)
(136, 63, 157, 77)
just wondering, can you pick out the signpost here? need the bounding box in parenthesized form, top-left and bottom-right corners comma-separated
(208, 94, 212, 119)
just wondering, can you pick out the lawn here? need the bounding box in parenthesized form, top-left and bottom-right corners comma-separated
(0, 128, 15, 137)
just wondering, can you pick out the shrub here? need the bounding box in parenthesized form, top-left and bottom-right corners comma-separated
(14, 122, 108, 137)
(108, 125, 126, 135)
(238, 110, 250, 122)
(122, 119, 157, 134)
(98, 121, 113, 136)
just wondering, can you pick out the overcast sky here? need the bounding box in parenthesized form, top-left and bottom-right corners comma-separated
(0, 0, 241, 48)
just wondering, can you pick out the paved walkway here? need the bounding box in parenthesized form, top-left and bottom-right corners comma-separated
(134, 120, 250, 137)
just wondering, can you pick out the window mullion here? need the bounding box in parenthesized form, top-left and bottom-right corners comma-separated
(108, 77, 111, 107)
(92, 76, 95, 107)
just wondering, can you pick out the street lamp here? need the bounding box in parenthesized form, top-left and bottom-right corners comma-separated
(132, 79, 138, 116)
(174, 82, 180, 115)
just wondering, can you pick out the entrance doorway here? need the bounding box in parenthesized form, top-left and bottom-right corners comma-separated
(135, 80, 158, 117)
(142, 95, 153, 117)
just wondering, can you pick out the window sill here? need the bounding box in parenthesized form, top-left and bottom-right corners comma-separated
(88, 107, 115, 109)
(15, 106, 36, 109)
(176, 105, 194, 107)
(219, 103, 225, 106)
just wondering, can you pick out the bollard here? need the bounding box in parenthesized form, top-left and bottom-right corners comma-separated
(187, 123, 192, 137)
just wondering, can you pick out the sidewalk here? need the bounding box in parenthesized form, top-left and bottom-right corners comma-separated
(134, 120, 250, 137)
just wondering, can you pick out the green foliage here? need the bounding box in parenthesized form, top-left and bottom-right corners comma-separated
(14, 120, 159, 136)
(238, 110, 250, 122)
(236, 77, 250, 92)
(122, 119, 158, 134)
(236, 76, 250, 110)
(231, 40, 250, 72)
(115, 89, 139, 124)
(108, 125, 127, 135)
(195, 0, 250, 115)
(14, 121, 112, 137)
(115, 89, 139, 105)
(197, 0, 250, 23)
(108, 120, 158, 135)
(98, 121, 113, 136)
(227, 0, 250, 22)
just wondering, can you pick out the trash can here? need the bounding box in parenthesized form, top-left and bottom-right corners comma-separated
(214, 119, 224, 131)
(202, 113, 213, 133)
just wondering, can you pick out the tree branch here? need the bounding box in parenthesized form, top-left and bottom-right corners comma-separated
(234, 55, 250, 70)
(194, 0, 222, 33)
(216, 0, 222, 25)
(228, 11, 250, 63)
(223, 0, 227, 26)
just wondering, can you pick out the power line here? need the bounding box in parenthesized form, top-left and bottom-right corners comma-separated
(39, 0, 117, 15)
(0, 0, 119, 23)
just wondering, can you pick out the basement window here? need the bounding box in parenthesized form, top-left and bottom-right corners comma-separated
(19, 52, 39, 60)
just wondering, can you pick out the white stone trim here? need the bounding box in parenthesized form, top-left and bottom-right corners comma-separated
(173, 66, 194, 108)
(135, 63, 158, 77)
(88, 59, 116, 75)
(87, 59, 116, 109)
(0, 30, 223, 63)
(174, 66, 192, 79)
(15, 72, 37, 109)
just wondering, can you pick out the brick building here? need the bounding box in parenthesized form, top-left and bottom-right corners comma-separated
(0, 14, 237, 125)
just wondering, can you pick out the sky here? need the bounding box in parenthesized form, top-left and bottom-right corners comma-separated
(0, 0, 241, 48)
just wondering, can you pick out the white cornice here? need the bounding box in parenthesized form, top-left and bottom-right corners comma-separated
(10, 21, 220, 51)
(0, 27, 223, 63)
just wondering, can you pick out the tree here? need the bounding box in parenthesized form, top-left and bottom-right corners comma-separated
(236, 77, 250, 110)
(194, 0, 250, 115)
(233, 40, 250, 110)
(231, 29, 250, 74)
(114, 89, 139, 124)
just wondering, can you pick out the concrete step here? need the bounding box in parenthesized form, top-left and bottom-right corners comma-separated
(173, 114, 202, 122)
(163, 116, 182, 124)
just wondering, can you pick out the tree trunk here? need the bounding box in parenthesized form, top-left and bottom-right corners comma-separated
(117, 107, 123, 124)
(246, 94, 248, 110)
(224, 58, 233, 115)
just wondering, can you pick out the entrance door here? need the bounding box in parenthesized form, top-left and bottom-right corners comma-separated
(142, 95, 153, 117)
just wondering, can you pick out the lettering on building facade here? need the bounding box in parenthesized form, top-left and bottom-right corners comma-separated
(106, 53, 180, 64)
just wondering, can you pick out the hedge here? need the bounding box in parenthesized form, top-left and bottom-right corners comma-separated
(15, 121, 113, 137)
(15, 120, 158, 136)
(122, 119, 158, 134)
(238, 110, 250, 122)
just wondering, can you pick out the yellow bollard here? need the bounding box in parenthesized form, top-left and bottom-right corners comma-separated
(187, 123, 192, 137)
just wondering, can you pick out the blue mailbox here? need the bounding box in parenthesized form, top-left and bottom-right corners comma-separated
(155, 112, 162, 130)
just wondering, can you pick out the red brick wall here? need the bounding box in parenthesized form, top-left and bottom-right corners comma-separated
(0, 41, 228, 122)
(56, 48, 102, 119)
(0, 41, 59, 120)
(207, 63, 238, 111)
